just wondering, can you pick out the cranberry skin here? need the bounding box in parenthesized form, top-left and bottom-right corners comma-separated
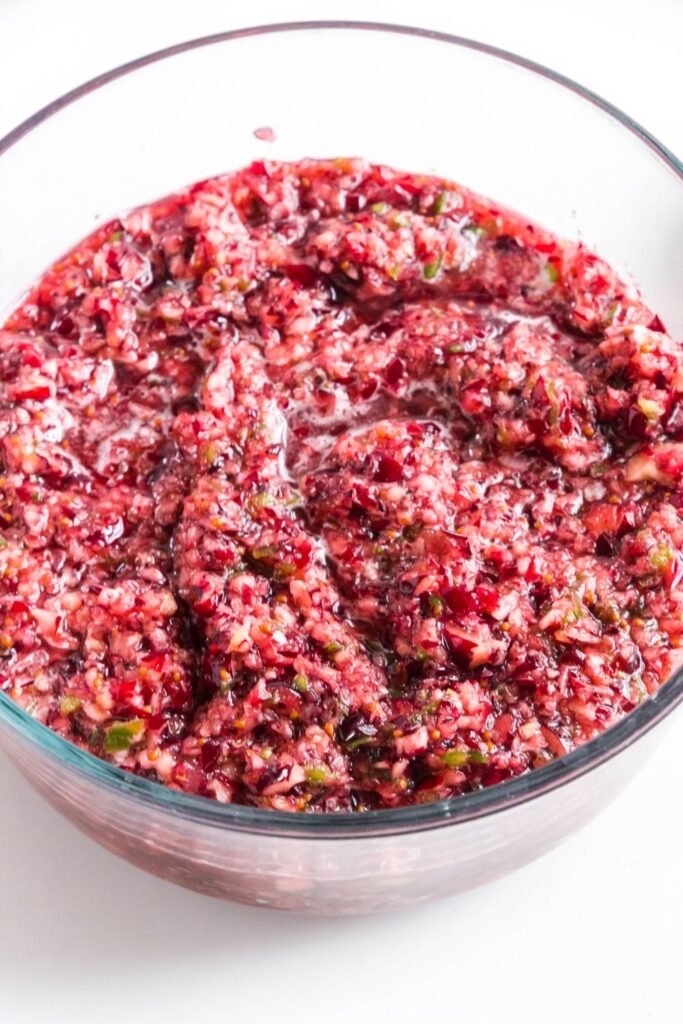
(194, 591, 219, 617)
(164, 675, 191, 711)
(558, 407, 574, 436)
(255, 764, 290, 793)
(373, 453, 404, 483)
(616, 647, 642, 674)
(283, 263, 317, 288)
(476, 586, 496, 613)
(359, 378, 378, 401)
(561, 647, 586, 666)
(55, 314, 76, 337)
(625, 406, 650, 439)
(442, 584, 498, 616)
(345, 193, 366, 214)
(14, 385, 51, 402)
(442, 586, 476, 614)
(493, 234, 523, 253)
(161, 715, 188, 745)
(482, 767, 513, 788)
(663, 399, 683, 436)
(200, 741, 221, 772)
(384, 357, 404, 388)
(338, 713, 377, 746)
(595, 533, 615, 557)
(142, 652, 166, 672)
(443, 626, 477, 664)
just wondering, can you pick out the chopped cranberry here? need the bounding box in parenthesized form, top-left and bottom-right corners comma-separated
(283, 263, 317, 288)
(200, 741, 221, 772)
(595, 533, 615, 557)
(255, 764, 290, 793)
(1, 157, 676, 814)
(373, 452, 404, 483)
(338, 713, 377, 746)
(359, 378, 378, 401)
(14, 385, 51, 402)
(442, 584, 498, 616)
(384, 357, 404, 388)
(625, 406, 650, 438)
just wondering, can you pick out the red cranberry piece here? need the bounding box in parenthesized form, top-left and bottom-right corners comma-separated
(248, 159, 268, 177)
(443, 586, 476, 614)
(389, 713, 412, 732)
(666, 553, 683, 590)
(616, 506, 637, 538)
(359, 378, 378, 401)
(374, 453, 404, 483)
(256, 764, 290, 793)
(663, 399, 683, 436)
(15, 385, 51, 402)
(648, 314, 666, 333)
(482, 768, 511, 787)
(112, 679, 139, 713)
(351, 482, 375, 511)
(561, 648, 586, 666)
(345, 193, 366, 214)
(514, 649, 551, 680)
(55, 315, 75, 337)
(164, 675, 191, 711)
(200, 741, 221, 772)
(414, 770, 446, 793)
(443, 626, 477, 664)
(426, 530, 470, 559)
(616, 647, 642, 674)
(384, 357, 404, 388)
(283, 263, 317, 288)
(20, 348, 43, 369)
(161, 714, 188, 744)
(527, 416, 546, 438)
(442, 584, 498, 616)
(595, 533, 615, 556)
(194, 591, 219, 617)
(142, 652, 166, 672)
(338, 713, 377, 745)
(106, 248, 121, 274)
(493, 234, 523, 252)
(474, 585, 499, 615)
(625, 406, 649, 438)
(558, 407, 574, 436)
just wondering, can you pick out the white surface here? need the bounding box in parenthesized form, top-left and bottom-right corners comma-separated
(1, 1, 682, 1021)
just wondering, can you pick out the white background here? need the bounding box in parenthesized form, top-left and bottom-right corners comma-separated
(1, 2, 682, 1021)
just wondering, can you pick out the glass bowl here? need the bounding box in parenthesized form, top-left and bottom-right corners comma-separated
(1, 21, 682, 915)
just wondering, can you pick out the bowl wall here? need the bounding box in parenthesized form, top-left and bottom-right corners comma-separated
(0, 708, 668, 913)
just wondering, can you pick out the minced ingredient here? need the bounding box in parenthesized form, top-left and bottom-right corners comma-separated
(1, 158, 682, 811)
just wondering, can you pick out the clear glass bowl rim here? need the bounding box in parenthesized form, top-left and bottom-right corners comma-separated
(1, 19, 682, 839)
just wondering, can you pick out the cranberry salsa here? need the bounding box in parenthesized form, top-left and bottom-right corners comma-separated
(2, 158, 682, 812)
